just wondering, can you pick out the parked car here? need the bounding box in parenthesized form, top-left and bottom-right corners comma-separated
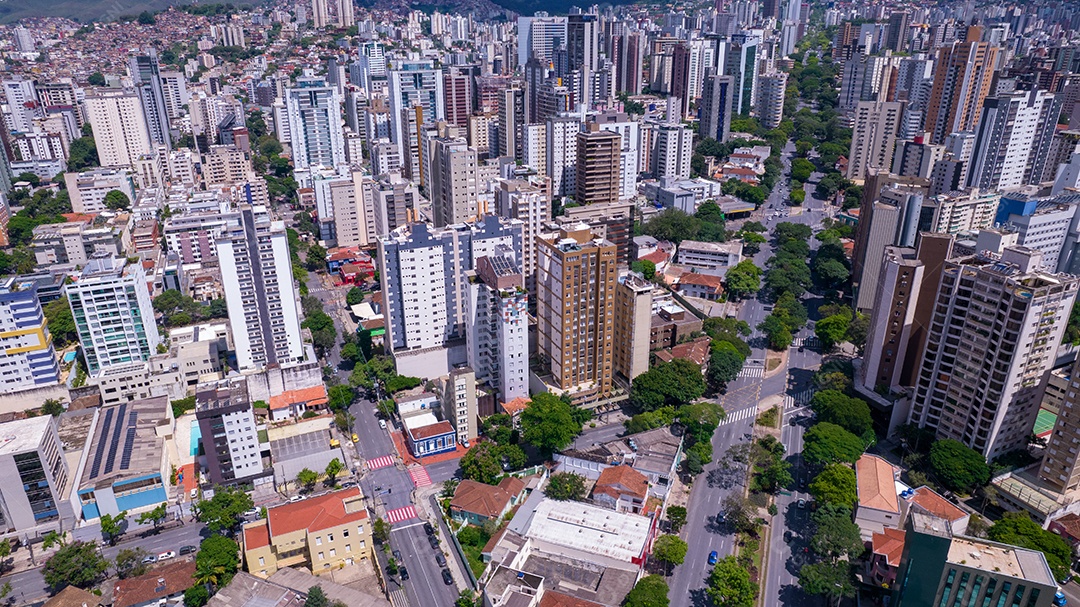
(352, 433, 360, 443)
(244, 508, 260, 518)
(379, 420, 387, 429)
(783, 531, 792, 542)
(708, 551, 718, 566)
(179, 545, 196, 556)
(442, 569, 454, 585)
(392, 550, 402, 561)
(158, 551, 176, 561)
(797, 499, 807, 509)
(435, 553, 446, 567)
(400, 567, 409, 581)
(141, 554, 157, 564)
(424, 522, 435, 536)
(428, 534, 440, 549)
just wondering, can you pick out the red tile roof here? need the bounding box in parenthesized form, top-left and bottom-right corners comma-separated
(244, 519, 271, 550)
(593, 465, 648, 501)
(666, 336, 712, 367)
(856, 455, 899, 513)
(678, 273, 724, 288)
(410, 420, 455, 440)
(501, 396, 530, 416)
(450, 478, 525, 519)
(113, 560, 197, 607)
(640, 249, 670, 265)
(1053, 513, 1080, 542)
(269, 385, 328, 411)
(871, 528, 906, 567)
(910, 486, 966, 522)
(267, 487, 368, 537)
(539, 591, 605, 607)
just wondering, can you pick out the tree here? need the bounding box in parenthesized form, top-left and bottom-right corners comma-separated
(642, 209, 702, 244)
(520, 393, 582, 452)
(667, 506, 687, 533)
(809, 464, 858, 508)
(813, 258, 850, 291)
(724, 260, 762, 301)
(630, 359, 707, 412)
(114, 547, 149, 579)
(811, 503, 864, 560)
(136, 502, 168, 532)
(631, 259, 657, 280)
(720, 494, 756, 534)
(104, 189, 131, 211)
(327, 384, 354, 412)
(334, 411, 355, 433)
(42, 541, 108, 592)
(499, 444, 527, 471)
(372, 518, 390, 543)
(708, 341, 745, 391)
(460, 442, 502, 485)
(987, 512, 1073, 580)
(545, 472, 587, 501)
(346, 287, 365, 306)
(184, 585, 210, 607)
(87, 72, 106, 86)
(758, 314, 793, 351)
(802, 423, 864, 466)
(929, 439, 990, 492)
(194, 535, 240, 590)
(652, 535, 688, 575)
(305, 586, 328, 607)
(195, 485, 254, 533)
(799, 561, 856, 603)
(740, 231, 766, 255)
(623, 574, 670, 607)
(44, 297, 77, 348)
(325, 458, 344, 485)
(306, 244, 327, 272)
(41, 398, 64, 417)
(137, 10, 156, 24)
(0, 540, 10, 572)
(297, 468, 319, 492)
(100, 510, 128, 545)
(708, 555, 758, 607)
(41, 530, 66, 550)
(815, 313, 851, 351)
(810, 390, 874, 441)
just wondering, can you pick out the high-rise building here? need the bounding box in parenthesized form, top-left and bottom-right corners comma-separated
(567, 12, 599, 75)
(613, 31, 644, 96)
(724, 31, 760, 116)
(370, 172, 417, 236)
(924, 27, 1000, 144)
(378, 216, 523, 372)
(523, 123, 548, 175)
(517, 14, 568, 68)
(0, 277, 60, 393)
(885, 11, 910, 53)
(546, 114, 580, 197)
(499, 84, 527, 161)
(536, 225, 617, 404)
(892, 137, 945, 178)
(388, 62, 445, 173)
(440, 367, 478, 444)
(847, 101, 906, 181)
(83, 90, 153, 168)
(196, 378, 265, 485)
(755, 71, 788, 130)
(613, 273, 652, 385)
(129, 48, 172, 147)
(444, 70, 472, 128)
(861, 246, 923, 393)
(335, 0, 354, 27)
(285, 80, 346, 171)
(892, 513, 1060, 607)
(652, 123, 693, 180)
(0, 416, 73, 533)
(67, 257, 161, 377)
(431, 137, 479, 227)
(495, 176, 551, 295)
(908, 246, 1080, 459)
(217, 205, 305, 372)
(311, 0, 329, 28)
(464, 250, 529, 403)
(1038, 356, 1080, 492)
(968, 90, 1059, 192)
(699, 70, 735, 143)
(590, 112, 641, 200)
(575, 124, 621, 205)
(2, 78, 39, 132)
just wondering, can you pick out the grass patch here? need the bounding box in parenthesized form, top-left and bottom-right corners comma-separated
(756, 406, 779, 428)
(457, 525, 491, 579)
(257, 429, 269, 443)
(766, 357, 782, 372)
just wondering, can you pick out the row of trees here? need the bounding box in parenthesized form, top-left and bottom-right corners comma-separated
(641, 201, 728, 245)
(153, 289, 229, 327)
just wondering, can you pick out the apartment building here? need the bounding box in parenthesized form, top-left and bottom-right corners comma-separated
(464, 251, 529, 403)
(0, 416, 74, 535)
(575, 125, 621, 205)
(196, 378, 265, 486)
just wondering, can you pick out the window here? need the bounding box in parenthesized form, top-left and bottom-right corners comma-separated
(329, 549, 336, 557)
(343, 528, 349, 537)
(315, 537, 322, 545)
(318, 552, 324, 561)
(259, 557, 265, 566)
(345, 544, 352, 552)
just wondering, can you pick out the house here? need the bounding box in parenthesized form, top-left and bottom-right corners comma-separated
(241, 487, 373, 578)
(674, 272, 724, 300)
(866, 527, 906, 588)
(113, 560, 197, 607)
(268, 385, 328, 422)
(555, 427, 683, 497)
(591, 465, 649, 513)
(654, 336, 711, 368)
(1050, 512, 1080, 547)
(500, 396, 530, 425)
(854, 454, 902, 540)
(450, 477, 527, 525)
(404, 417, 457, 457)
(905, 486, 969, 536)
(43, 586, 101, 607)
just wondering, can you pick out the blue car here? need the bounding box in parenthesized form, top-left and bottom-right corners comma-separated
(708, 551, 718, 566)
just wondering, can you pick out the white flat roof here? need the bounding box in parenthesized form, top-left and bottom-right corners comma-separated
(402, 411, 439, 430)
(519, 497, 651, 563)
(0, 416, 50, 456)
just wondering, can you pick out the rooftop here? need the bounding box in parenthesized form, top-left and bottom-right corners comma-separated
(409, 420, 456, 441)
(0, 415, 52, 457)
(451, 477, 526, 519)
(113, 560, 197, 607)
(81, 396, 170, 490)
(856, 454, 900, 513)
(593, 465, 648, 501)
(266, 487, 368, 537)
(269, 385, 328, 411)
(908, 486, 967, 522)
(509, 496, 652, 563)
(871, 528, 906, 567)
(205, 572, 300, 607)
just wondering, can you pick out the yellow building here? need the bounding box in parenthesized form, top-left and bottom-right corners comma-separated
(242, 487, 373, 577)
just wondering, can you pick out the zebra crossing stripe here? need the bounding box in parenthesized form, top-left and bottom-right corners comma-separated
(386, 505, 418, 524)
(721, 407, 758, 425)
(409, 466, 432, 487)
(737, 366, 764, 379)
(367, 455, 395, 470)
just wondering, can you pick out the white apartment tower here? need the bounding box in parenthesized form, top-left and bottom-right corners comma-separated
(546, 115, 581, 197)
(755, 71, 788, 130)
(285, 80, 346, 171)
(67, 257, 162, 377)
(848, 101, 907, 181)
(968, 90, 1059, 192)
(909, 246, 1080, 459)
(653, 122, 693, 180)
(311, 0, 329, 28)
(495, 176, 551, 296)
(387, 62, 445, 176)
(431, 138, 479, 227)
(0, 278, 61, 393)
(217, 206, 305, 372)
(83, 90, 153, 168)
(465, 250, 530, 403)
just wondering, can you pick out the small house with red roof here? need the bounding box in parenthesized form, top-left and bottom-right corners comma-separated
(866, 527, 906, 588)
(591, 465, 649, 513)
(268, 385, 329, 422)
(241, 487, 372, 578)
(450, 477, 527, 525)
(855, 454, 902, 540)
(905, 485, 969, 536)
(674, 272, 724, 300)
(113, 560, 197, 607)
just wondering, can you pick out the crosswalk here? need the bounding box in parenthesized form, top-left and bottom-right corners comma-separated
(367, 455, 395, 471)
(737, 365, 765, 379)
(721, 406, 758, 425)
(388, 588, 408, 607)
(409, 465, 432, 488)
(783, 389, 815, 409)
(385, 505, 418, 524)
(793, 336, 820, 348)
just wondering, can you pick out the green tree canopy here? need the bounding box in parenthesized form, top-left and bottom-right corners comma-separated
(297, 468, 318, 491)
(195, 535, 240, 590)
(708, 555, 758, 607)
(758, 314, 793, 351)
(802, 422, 865, 466)
(327, 385, 355, 412)
(520, 393, 582, 452)
(815, 313, 851, 351)
(810, 503, 864, 560)
(724, 260, 763, 300)
(810, 390, 874, 440)
(136, 502, 168, 531)
(652, 534, 688, 574)
(707, 341, 745, 391)
(623, 574, 670, 607)
(808, 463, 858, 509)
(195, 485, 254, 533)
(104, 189, 131, 211)
(44, 297, 77, 348)
(630, 359, 707, 412)
(42, 541, 108, 592)
(461, 442, 502, 485)
(929, 439, 990, 492)
(545, 472, 587, 501)
(799, 561, 856, 603)
(346, 287, 365, 306)
(988, 512, 1072, 581)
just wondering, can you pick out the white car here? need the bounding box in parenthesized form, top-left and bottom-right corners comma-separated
(158, 550, 176, 561)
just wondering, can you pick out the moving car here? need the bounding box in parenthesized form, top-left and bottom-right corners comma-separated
(379, 420, 387, 429)
(158, 551, 176, 561)
(708, 551, 719, 566)
(392, 550, 402, 562)
(442, 569, 454, 585)
(797, 498, 807, 509)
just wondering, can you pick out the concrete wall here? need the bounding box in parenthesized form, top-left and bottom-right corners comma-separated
(0, 384, 69, 416)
